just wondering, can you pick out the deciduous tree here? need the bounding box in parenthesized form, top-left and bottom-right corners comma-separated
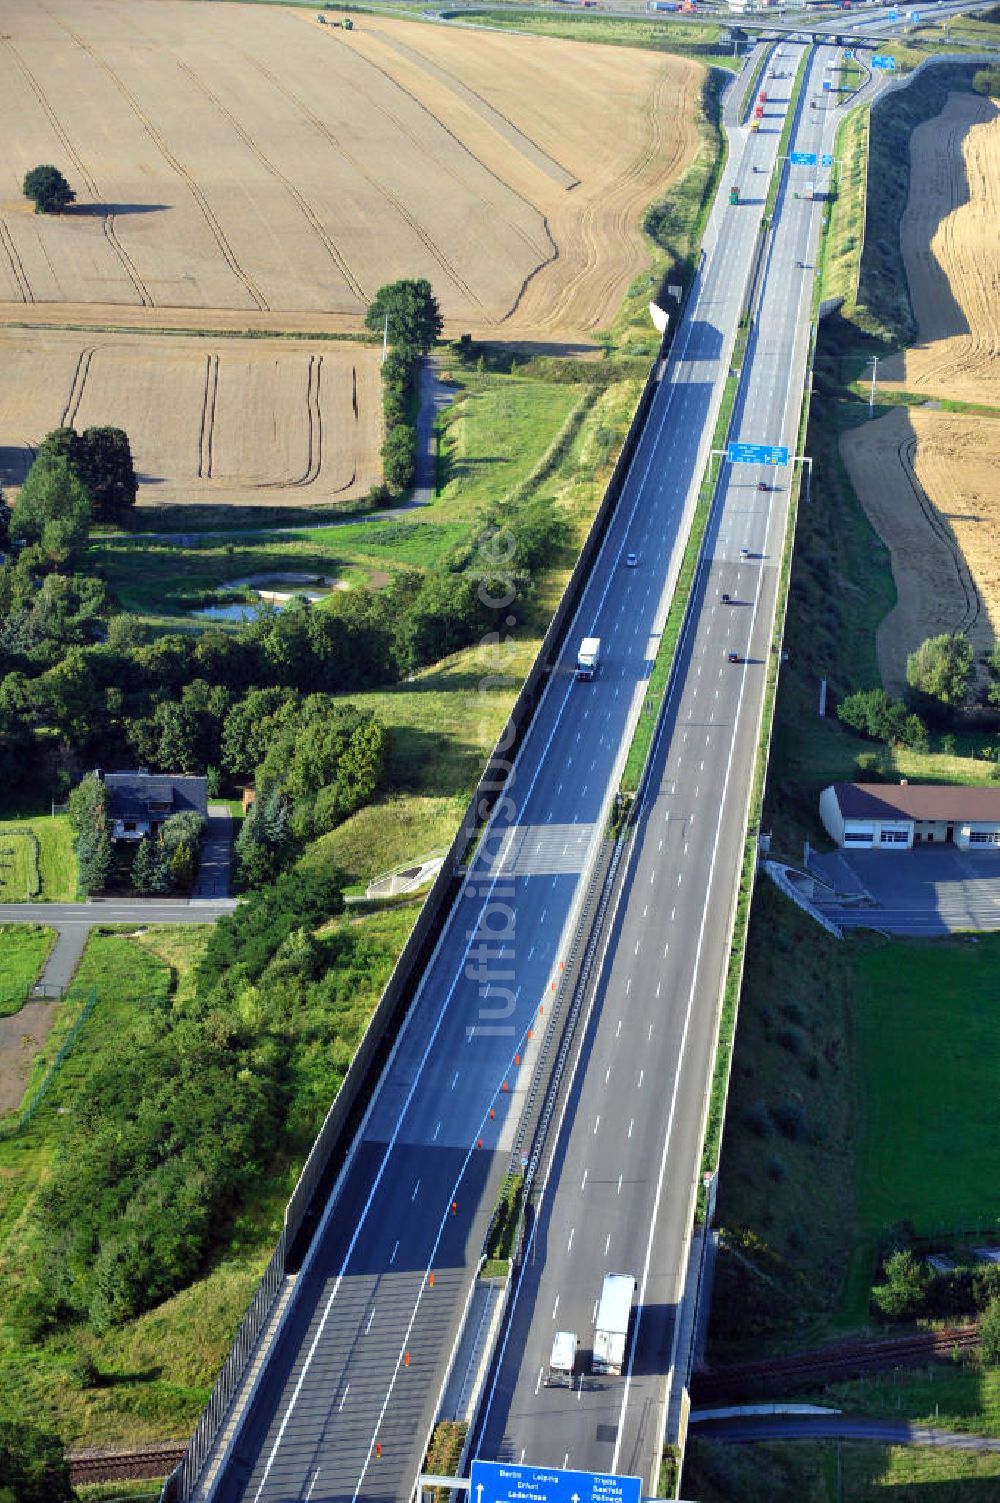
(365, 277, 442, 355)
(22, 164, 75, 214)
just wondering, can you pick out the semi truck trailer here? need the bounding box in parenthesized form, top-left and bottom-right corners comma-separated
(592, 1272, 636, 1375)
(576, 637, 601, 680)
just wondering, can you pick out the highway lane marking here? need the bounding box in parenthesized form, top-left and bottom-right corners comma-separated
(611, 156, 812, 1479)
(628, 1119, 634, 1139)
(338, 1385, 350, 1412)
(390, 1240, 399, 1264)
(535, 1369, 543, 1396)
(411, 1180, 420, 1201)
(634, 939, 640, 954)
(463, 215, 745, 1463)
(605, 1063, 611, 1084)
(617, 1174, 623, 1195)
(650, 870, 655, 884)
(663, 941, 669, 956)
(671, 907, 676, 921)
(656, 982, 662, 999)
(520, 1449, 526, 1465)
(593, 1116, 601, 1134)
(365, 1310, 375, 1335)
(581, 1168, 588, 1191)
(432, 1120, 442, 1140)
(567, 1228, 575, 1252)
(625, 977, 632, 993)
(553, 1294, 560, 1319)
(604, 1235, 611, 1258)
(305, 1468, 322, 1500)
(616, 1018, 622, 1037)
(638, 1070, 644, 1088)
(677, 873, 683, 886)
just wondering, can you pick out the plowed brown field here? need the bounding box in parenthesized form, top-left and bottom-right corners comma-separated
(0, 0, 699, 507)
(0, 0, 699, 338)
(840, 406, 1000, 694)
(842, 91, 1000, 687)
(0, 328, 382, 507)
(881, 91, 1000, 403)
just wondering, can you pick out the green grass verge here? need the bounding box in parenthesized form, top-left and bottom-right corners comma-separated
(0, 926, 55, 1015)
(444, 10, 739, 69)
(423, 1418, 469, 1503)
(685, 1437, 1000, 1501)
(0, 815, 76, 902)
(0, 829, 39, 902)
(818, 104, 868, 314)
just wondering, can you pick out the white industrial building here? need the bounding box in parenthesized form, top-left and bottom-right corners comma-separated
(819, 782, 1000, 851)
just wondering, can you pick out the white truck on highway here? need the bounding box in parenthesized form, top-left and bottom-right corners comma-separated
(592, 1272, 636, 1374)
(576, 636, 601, 681)
(546, 1330, 578, 1387)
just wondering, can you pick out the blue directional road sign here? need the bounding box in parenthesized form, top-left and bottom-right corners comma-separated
(844, 47, 854, 58)
(821, 153, 834, 169)
(728, 442, 789, 467)
(471, 1461, 642, 1503)
(888, 7, 898, 17)
(790, 150, 817, 167)
(822, 79, 833, 91)
(872, 54, 897, 70)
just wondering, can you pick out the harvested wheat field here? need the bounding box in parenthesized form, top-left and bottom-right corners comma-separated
(881, 90, 1000, 403)
(0, 328, 381, 506)
(0, 0, 699, 339)
(841, 405, 1000, 694)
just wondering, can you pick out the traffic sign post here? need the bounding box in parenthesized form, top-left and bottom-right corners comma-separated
(470, 1461, 642, 1503)
(789, 150, 817, 167)
(821, 153, 834, 169)
(727, 442, 789, 467)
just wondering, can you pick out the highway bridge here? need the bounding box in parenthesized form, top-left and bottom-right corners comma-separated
(186, 19, 975, 1503)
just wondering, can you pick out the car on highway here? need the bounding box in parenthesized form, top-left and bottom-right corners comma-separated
(721, 592, 732, 604)
(727, 651, 740, 663)
(740, 546, 751, 559)
(625, 552, 639, 567)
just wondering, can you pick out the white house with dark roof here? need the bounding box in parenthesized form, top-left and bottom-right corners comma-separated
(102, 771, 208, 843)
(819, 782, 1000, 852)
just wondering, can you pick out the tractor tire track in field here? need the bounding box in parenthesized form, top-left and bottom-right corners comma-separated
(897, 430, 982, 638)
(173, 58, 366, 304)
(250, 355, 323, 489)
(360, 29, 579, 190)
(348, 33, 556, 275)
(41, 6, 268, 312)
(60, 346, 95, 428)
(197, 353, 219, 479)
(0, 221, 33, 304)
(254, 56, 483, 311)
(1, 35, 152, 306)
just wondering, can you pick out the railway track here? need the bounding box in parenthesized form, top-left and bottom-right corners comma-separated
(67, 1441, 186, 1485)
(693, 1324, 979, 1404)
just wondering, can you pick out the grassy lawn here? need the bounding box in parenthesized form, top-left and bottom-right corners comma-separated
(843, 935, 1000, 1317)
(0, 815, 76, 902)
(0, 926, 55, 1014)
(684, 1437, 1000, 1501)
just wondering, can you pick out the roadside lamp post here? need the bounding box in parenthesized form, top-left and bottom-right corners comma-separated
(867, 354, 878, 413)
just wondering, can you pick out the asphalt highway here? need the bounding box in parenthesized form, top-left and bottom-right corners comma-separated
(208, 63, 770, 1503)
(472, 39, 844, 1492)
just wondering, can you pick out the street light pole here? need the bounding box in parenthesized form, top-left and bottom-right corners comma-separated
(868, 354, 878, 413)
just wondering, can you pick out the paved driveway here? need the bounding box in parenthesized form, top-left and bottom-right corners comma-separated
(809, 846, 1000, 936)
